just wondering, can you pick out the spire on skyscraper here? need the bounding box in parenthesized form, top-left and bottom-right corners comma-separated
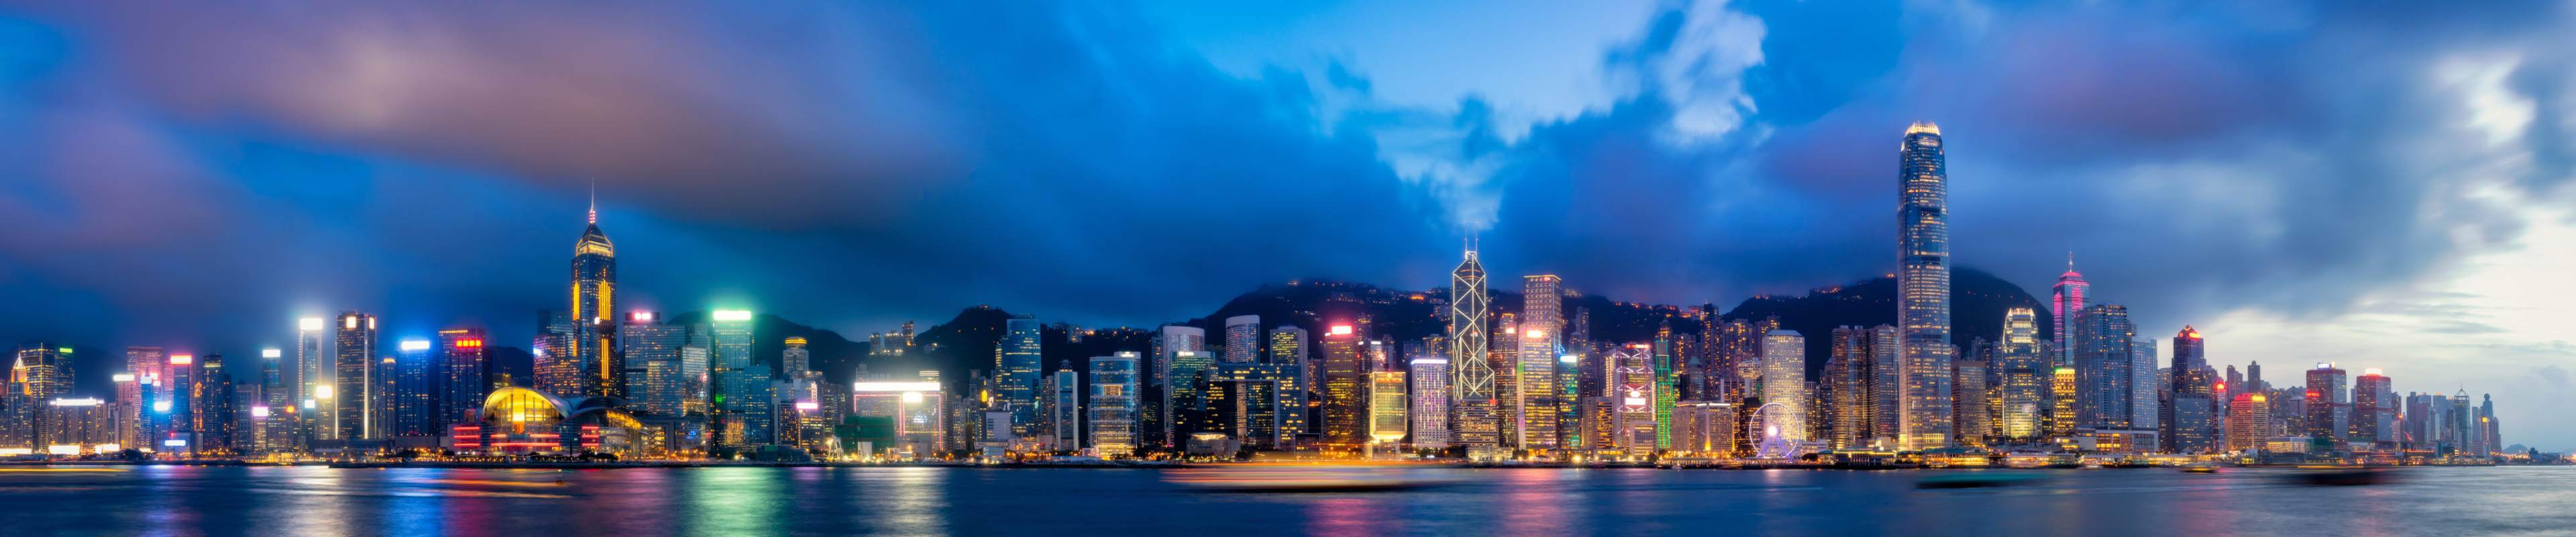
(587, 179, 598, 225)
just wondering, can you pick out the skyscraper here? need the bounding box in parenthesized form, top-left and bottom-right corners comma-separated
(1267, 326, 1308, 367)
(192, 353, 235, 454)
(1446, 243, 1498, 458)
(2051, 256, 2087, 367)
(1760, 330, 1807, 442)
(1320, 325, 1364, 449)
(332, 311, 376, 441)
(2353, 369, 2394, 446)
(1517, 275, 1562, 450)
(1951, 355, 1988, 448)
(1408, 356, 1450, 450)
(1896, 121, 1953, 450)
(389, 340, 438, 438)
(1222, 315, 1261, 364)
(123, 346, 165, 449)
(998, 315, 1042, 438)
(1046, 367, 1081, 452)
(2072, 303, 2136, 430)
(1367, 370, 1408, 451)
(1088, 352, 1138, 457)
(570, 199, 618, 399)
(2306, 363, 2349, 446)
(1995, 308, 2046, 442)
(1611, 346, 1658, 458)
(710, 309, 758, 446)
(2226, 391, 2269, 452)
(437, 328, 490, 428)
(616, 313, 689, 417)
(2165, 326, 2216, 453)
(1155, 324, 1206, 389)
(1165, 350, 1216, 440)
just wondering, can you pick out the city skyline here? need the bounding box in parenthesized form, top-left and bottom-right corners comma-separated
(1, 0, 2572, 452)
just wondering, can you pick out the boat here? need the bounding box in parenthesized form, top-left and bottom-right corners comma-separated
(2180, 464, 2220, 474)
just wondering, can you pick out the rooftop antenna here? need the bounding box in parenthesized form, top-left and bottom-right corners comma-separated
(587, 179, 598, 225)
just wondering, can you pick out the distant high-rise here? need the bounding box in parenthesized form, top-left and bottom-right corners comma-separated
(2072, 303, 2136, 430)
(123, 346, 165, 448)
(1088, 352, 1138, 457)
(1222, 315, 1261, 364)
(2051, 255, 2087, 367)
(570, 197, 618, 399)
(1267, 326, 1308, 367)
(1995, 309, 2046, 442)
(1320, 325, 1364, 448)
(1760, 330, 1807, 442)
(1517, 275, 1562, 450)
(1367, 370, 1408, 450)
(616, 313, 689, 417)
(1611, 346, 1658, 458)
(2353, 369, 2394, 446)
(1165, 350, 1216, 441)
(294, 317, 328, 428)
(2225, 391, 2270, 452)
(1408, 356, 1450, 449)
(2165, 326, 2216, 453)
(710, 309, 759, 446)
(2305, 363, 2349, 445)
(1951, 354, 1988, 448)
(1155, 325, 1206, 389)
(1045, 367, 1081, 452)
(437, 328, 490, 428)
(331, 312, 376, 441)
(999, 315, 1042, 438)
(1896, 121, 1954, 450)
(389, 340, 439, 438)
(1446, 243, 1499, 458)
(194, 353, 237, 454)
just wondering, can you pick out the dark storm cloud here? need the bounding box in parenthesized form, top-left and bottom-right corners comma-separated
(0, 0, 1448, 382)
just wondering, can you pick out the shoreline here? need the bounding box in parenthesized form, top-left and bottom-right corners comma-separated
(0, 459, 2544, 471)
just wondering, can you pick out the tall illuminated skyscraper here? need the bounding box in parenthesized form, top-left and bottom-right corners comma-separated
(1446, 243, 1498, 458)
(2165, 326, 2215, 453)
(1222, 315, 1260, 364)
(437, 328, 490, 427)
(1760, 330, 1807, 442)
(1320, 325, 1364, 449)
(1367, 370, 1408, 452)
(1267, 326, 1308, 367)
(1517, 275, 1562, 450)
(570, 198, 618, 398)
(332, 311, 376, 441)
(389, 340, 437, 438)
(2226, 391, 2270, 452)
(710, 309, 758, 446)
(1611, 346, 1658, 458)
(2353, 369, 2394, 446)
(1045, 367, 1081, 451)
(2305, 363, 2349, 445)
(1088, 352, 1138, 457)
(190, 353, 234, 454)
(1896, 121, 1954, 450)
(2072, 303, 2135, 430)
(295, 316, 328, 432)
(617, 313, 689, 417)
(999, 315, 1041, 437)
(1994, 309, 2046, 442)
(2051, 255, 2087, 367)
(123, 346, 166, 448)
(1408, 356, 1450, 449)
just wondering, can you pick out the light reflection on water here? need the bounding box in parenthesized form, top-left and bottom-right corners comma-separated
(0, 466, 2566, 536)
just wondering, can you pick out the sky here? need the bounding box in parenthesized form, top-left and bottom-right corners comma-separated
(0, 1, 2571, 448)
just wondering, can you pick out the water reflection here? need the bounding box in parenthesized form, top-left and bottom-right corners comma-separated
(3, 465, 2567, 536)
